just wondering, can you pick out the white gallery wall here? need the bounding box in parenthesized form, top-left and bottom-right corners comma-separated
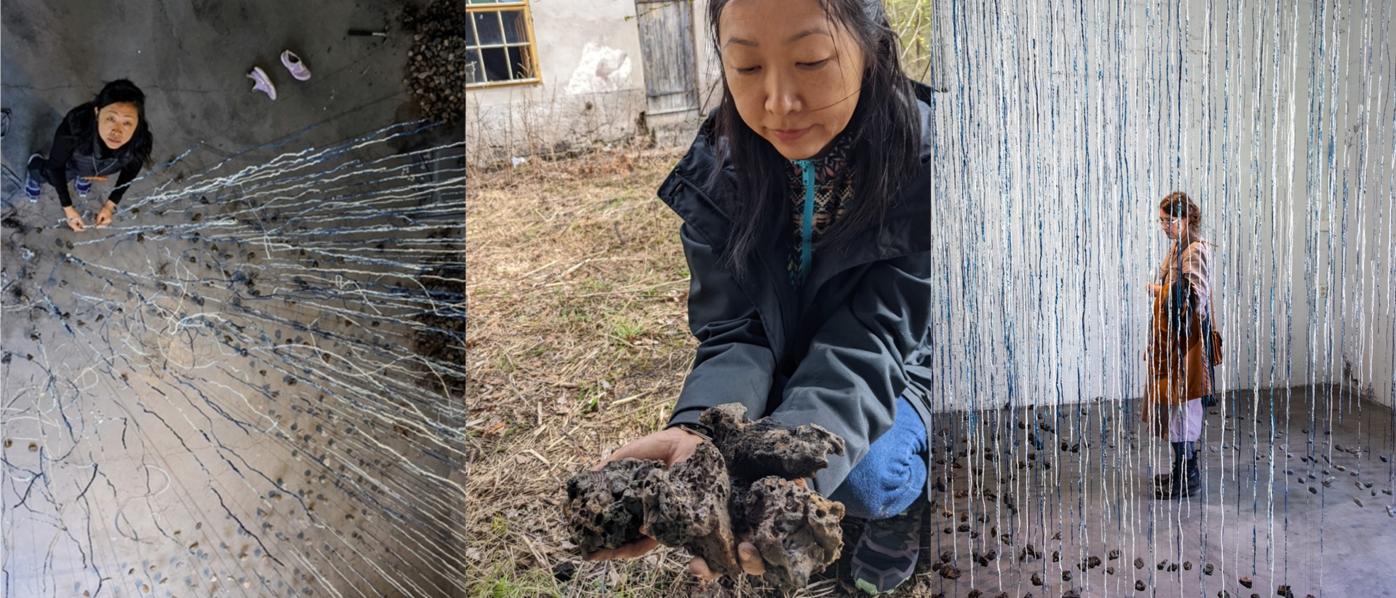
(927, 0, 1394, 411)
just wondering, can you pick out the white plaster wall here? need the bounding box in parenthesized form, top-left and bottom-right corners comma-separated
(465, 0, 651, 164)
(1332, 0, 1395, 407)
(927, 1, 1393, 411)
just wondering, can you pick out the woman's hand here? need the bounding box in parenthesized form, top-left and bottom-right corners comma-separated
(584, 426, 773, 581)
(63, 206, 87, 232)
(94, 201, 117, 228)
(583, 427, 804, 583)
(583, 426, 707, 562)
(686, 477, 811, 583)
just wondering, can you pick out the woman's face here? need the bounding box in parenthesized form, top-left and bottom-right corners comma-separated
(95, 102, 139, 150)
(1158, 208, 1185, 240)
(718, 0, 866, 160)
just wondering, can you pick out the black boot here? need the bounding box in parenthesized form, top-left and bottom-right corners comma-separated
(1156, 442, 1200, 499)
(1153, 442, 1182, 494)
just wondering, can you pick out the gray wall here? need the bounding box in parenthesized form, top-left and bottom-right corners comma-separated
(928, 0, 1394, 411)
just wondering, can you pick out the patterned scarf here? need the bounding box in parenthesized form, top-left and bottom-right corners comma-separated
(785, 132, 856, 285)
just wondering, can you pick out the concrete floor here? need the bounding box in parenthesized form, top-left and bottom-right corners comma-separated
(820, 385, 1396, 597)
(2, 0, 422, 183)
(2, 3, 465, 597)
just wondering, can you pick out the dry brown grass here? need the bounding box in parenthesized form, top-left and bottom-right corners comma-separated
(465, 148, 698, 597)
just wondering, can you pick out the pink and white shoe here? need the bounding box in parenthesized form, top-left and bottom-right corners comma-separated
(280, 51, 311, 81)
(247, 66, 277, 100)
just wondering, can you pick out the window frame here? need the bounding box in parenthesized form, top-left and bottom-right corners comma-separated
(466, 0, 542, 89)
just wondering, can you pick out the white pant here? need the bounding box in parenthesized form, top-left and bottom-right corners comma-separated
(1166, 398, 1204, 442)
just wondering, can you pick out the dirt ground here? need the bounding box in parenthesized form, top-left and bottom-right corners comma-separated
(465, 149, 704, 596)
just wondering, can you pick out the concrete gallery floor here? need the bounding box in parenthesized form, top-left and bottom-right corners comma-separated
(824, 385, 1396, 598)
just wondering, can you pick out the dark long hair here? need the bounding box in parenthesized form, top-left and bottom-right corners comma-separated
(706, 0, 921, 275)
(67, 79, 154, 167)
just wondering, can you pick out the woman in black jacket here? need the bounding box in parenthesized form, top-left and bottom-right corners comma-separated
(589, 0, 933, 593)
(24, 79, 154, 232)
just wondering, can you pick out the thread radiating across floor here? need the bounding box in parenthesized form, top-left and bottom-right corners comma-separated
(1, 121, 466, 597)
(923, 1, 1395, 596)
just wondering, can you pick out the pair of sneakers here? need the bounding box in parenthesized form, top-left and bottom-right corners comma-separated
(247, 51, 311, 101)
(23, 154, 89, 201)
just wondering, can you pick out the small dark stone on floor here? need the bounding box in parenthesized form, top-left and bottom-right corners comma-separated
(1204, 563, 1215, 575)
(1052, 550, 1059, 562)
(1240, 576, 1253, 588)
(939, 564, 961, 580)
(1086, 556, 1101, 569)
(1062, 570, 1072, 582)
(1136, 581, 1147, 591)
(1109, 549, 1120, 560)
(1308, 486, 1317, 494)
(966, 590, 981, 598)
(1158, 560, 1167, 571)
(1184, 561, 1192, 571)
(941, 550, 953, 563)
(1062, 591, 1080, 598)
(1135, 557, 1145, 569)
(1031, 572, 1042, 586)
(1276, 585, 1294, 598)
(1107, 566, 1115, 575)
(958, 523, 970, 532)
(1168, 563, 1179, 572)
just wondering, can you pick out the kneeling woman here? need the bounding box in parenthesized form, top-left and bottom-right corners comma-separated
(589, 0, 934, 593)
(25, 79, 153, 231)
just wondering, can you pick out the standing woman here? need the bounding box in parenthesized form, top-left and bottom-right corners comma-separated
(588, 0, 934, 594)
(24, 79, 154, 232)
(1146, 191, 1216, 499)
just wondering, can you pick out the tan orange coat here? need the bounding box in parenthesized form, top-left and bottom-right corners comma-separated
(1145, 240, 1214, 433)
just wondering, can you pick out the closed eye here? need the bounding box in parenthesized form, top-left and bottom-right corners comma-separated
(797, 59, 830, 69)
(734, 65, 761, 75)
